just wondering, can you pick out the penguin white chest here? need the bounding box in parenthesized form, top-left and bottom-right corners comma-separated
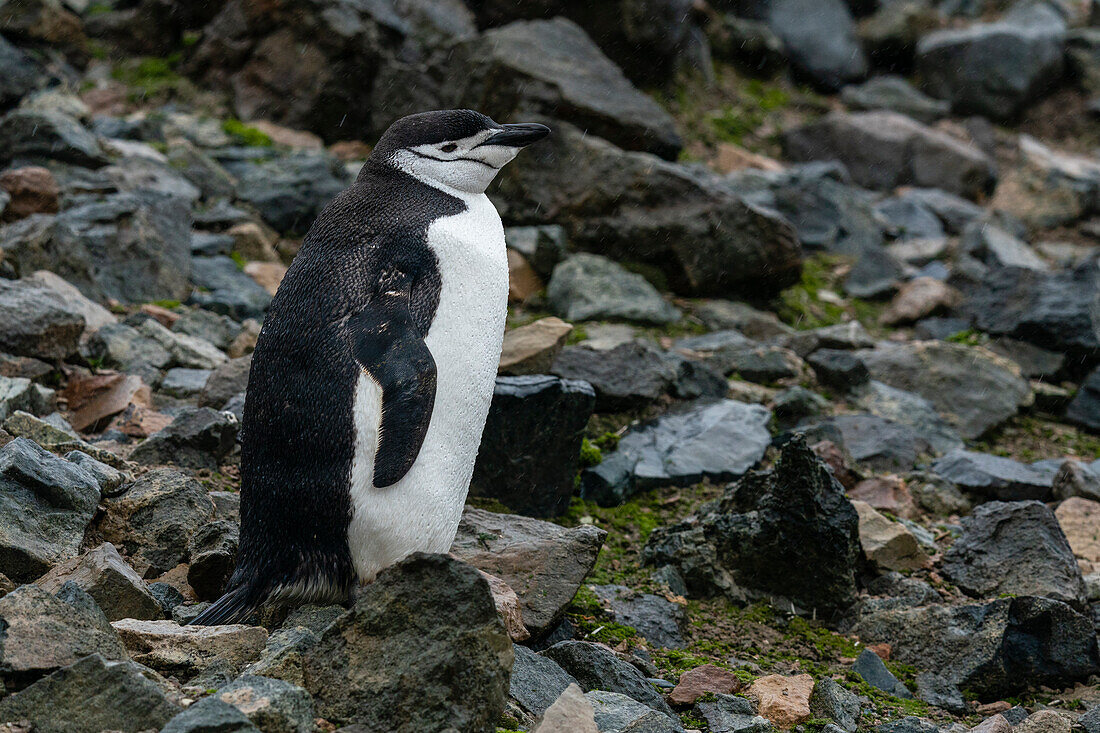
(347, 193, 508, 582)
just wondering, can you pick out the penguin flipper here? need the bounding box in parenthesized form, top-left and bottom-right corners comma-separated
(188, 585, 259, 626)
(348, 267, 437, 489)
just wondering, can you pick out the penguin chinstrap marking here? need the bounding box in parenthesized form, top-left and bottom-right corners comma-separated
(190, 111, 550, 625)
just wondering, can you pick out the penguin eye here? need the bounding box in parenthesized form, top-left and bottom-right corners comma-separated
(440, 143, 458, 153)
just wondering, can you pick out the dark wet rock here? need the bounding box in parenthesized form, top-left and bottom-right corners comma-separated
(161, 696, 260, 733)
(548, 253, 680, 325)
(0, 110, 106, 167)
(494, 119, 802, 298)
(766, 0, 866, 91)
(874, 196, 945, 242)
(544, 640, 674, 715)
(0, 584, 128, 683)
(0, 277, 85, 360)
(0, 191, 193, 304)
(0, 654, 179, 733)
(585, 689, 685, 733)
(853, 596, 1100, 701)
(800, 414, 931, 473)
(36, 542, 161, 622)
(841, 76, 950, 124)
(916, 3, 1066, 120)
(302, 553, 512, 731)
(161, 367, 213, 399)
(932, 450, 1054, 501)
(189, 256, 273, 320)
(0, 374, 53, 421)
(199, 355, 251, 408)
(551, 341, 678, 411)
(187, 520, 240, 602)
(471, 375, 595, 518)
(213, 675, 315, 733)
(695, 301, 794, 340)
(191, 230, 234, 256)
(581, 400, 772, 506)
(782, 111, 996, 200)
(772, 386, 830, 426)
(875, 718, 939, 733)
(854, 648, 911, 698)
(942, 500, 1086, 608)
(989, 338, 1065, 380)
(0, 437, 99, 582)
(221, 150, 346, 235)
(592, 584, 688, 649)
(0, 36, 43, 110)
(644, 436, 860, 617)
(98, 468, 215, 578)
(446, 17, 682, 160)
(149, 582, 185, 615)
(1068, 366, 1100, 432)
(855, 341, 1030, 439)
(451, 508, 605, 636)
(808, 349, 870, 392)
(510, 643, 579, 719)
(505, 224, 568, 279)
(810, 677, 861, 732)
(243, 626, 319, 687)
(129, 406, 239, 471)
(690, 341, 805, 383)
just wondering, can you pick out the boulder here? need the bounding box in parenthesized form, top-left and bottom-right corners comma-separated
(841, 76, 950, 124)
(853, 648, 911, 698)
(0, 165, 59, 220)
(853, 381, 963, 455)
(545, 640, 674, 715)
(548, 253, 680, 325)
(942, 501, 1086, 608)
(585, 690, 685, 733)
(810, 677, 861, 732)
(187, 520, 240, 601)
(801, 414, 932, 473)
(932, 450, 1053, 501)
(644, 436, 861, 617)
(534, 683, 599, 733)
(190, 255, 273, 319)
(697, 694, 772, 733)
(471, 375, 595, 518)
(161, 367, 213, 398)
(35, 542, 161, 621)
(112, 619, 267, 681)
(766, 0, 866, 90)
(0, 277, 85, 360)
(991, 136, 1100, 229)
(0, 110, 106, 167)
(551, 341, 679, 412)
(747, 674, 814, 728)
(450, 507, 605, 635)
(129, 407, 239, 471)
(301, 554, 512, 731)
(582, 399, 772, 506)
(161, 696, 260, 732)
(510, 643, 579, 719)
(220, 149, 347, 235)
(0, 35, 43, 110)
(1056, 496, 1100, 573)
(669, 664, 743, 705)
(493, 119, 802, 298)
(199, 355, 251, 408)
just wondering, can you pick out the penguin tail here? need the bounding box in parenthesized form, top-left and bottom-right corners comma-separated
(188, 584, 260, 626)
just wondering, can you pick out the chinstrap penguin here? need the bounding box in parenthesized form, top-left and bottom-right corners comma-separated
(191, 110, 550, 625)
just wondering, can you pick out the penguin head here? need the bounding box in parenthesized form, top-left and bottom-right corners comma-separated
(371, 109, 550, 194)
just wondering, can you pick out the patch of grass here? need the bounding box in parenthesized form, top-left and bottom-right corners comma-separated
(710, 81, 790, 146)
(565, 586, 643, 647)
(229, 251, 248, 270)
(111, 54, 188, 101)
(222, 118, 274, 148)
(946, 328, 985, 346)
(971, 414, 1100, 463)
(773, 255, 883, 331)
(150, 299, 181, 309)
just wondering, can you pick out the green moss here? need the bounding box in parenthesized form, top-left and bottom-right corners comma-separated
(579, 438, 603, 469)
(773, 254, 883, 331)
(111, 54, 190, 101)
(229, 251, 248, 271)
(464, 496, 515, 515)
(593, 432, 621, 452)
(566, 587, 643, 646)
(85, 1, 113, 15)
(565, 324, 589, 345)
(946, 328, 984, 346)
(709, 79, 791, 145)
(151, 299, 181, 309)
(222, 118, 274, 148)
(784, 616, 861, 659)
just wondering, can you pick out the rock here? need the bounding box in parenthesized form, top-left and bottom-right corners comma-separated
(220, 150, 346, 235)
(0, 110, 106, 167)
(0, 584, 127, 682)
(173, 309, 243, 351)
(534, 683, 599, 733)
(3, 411, 123, 470)
(0, 654, 179, 733)
(544, 641, 674, 715)
(698, 694, 772, 733)
(0, 437, 100, 581)
(582, 400, 772, 506)
(63, 450, 126, 496)
(161, 367, 213, 398)
(129, 407, 239, 471)
(500, 318, 573, 375)
(853, 501, 928, 573)
(199, 355, 251, 408)
(841, 76, 950, 124)
(494, 119, 801, 298)
(552, 341, 678, 411)
(161, 696, 260, 733)
(848, 476, 918, 519)
(1068, 367, 1100, 432)
(446, 18, 681, 160)
(801, 414, 932, 473)
(915, 3, 1066, 120)
(808, 349, 870, 391)
(471, 376, 595, 518)
(0, 166, 58, 220)
(810, 677, 861, 732)
(748, 674, 814, 728)
(509, 248, 545, 302)
(682, 338, 805, 383)
(187, 520, 239, 601)
(112, 619, 267, 681)
(644, 436, 860, 617)
(244, 261, 287, 296)
(87, 322, 172, 374)
(988, 338, 1064, 380)
(585, 690, 685, 733)
(853, 381, 963, 455)
(942, 500, 1086, 608)
(591, 584, 688, 649)
(548, 254, 680, 325)
(510, 643, 579, 719)
(932, 450, 1053, 501)
(669, 664, 743, 705)
(1056, 497, 1100, 572)
(880, 278, 960, 326)
(1017, 711, 1073, 733)
(961, 221, 1048, 271)
(855, 341, 1029, 440)
(0, 35, 43, 110)
(853, 596, 1099, 701)
(242, 626, 319, 686)
(506, 225, 567, 279)
(35, 542, 161, 622)
(782, 111, 995, 200)
(214, 675, 315, 733)
(190, 256, 273, 320)
(0, 277, 85, 359)
(853, 648, 911, 698)
(451, 508, 605, 636)
(136, 319, 227, 370)
(98, 468, 215, 578)
(766, 0, 865, 90)
(991, 136, 1100, 229)
(694, 300, 794, 340)
(0, 374, 50, 421)
(301, 554, 512, 731)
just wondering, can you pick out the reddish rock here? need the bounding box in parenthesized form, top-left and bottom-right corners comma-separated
(867, 642, 891, 660)
(63, 372, 152, 432)
(245, 120, 323, 149)
(499, 317, 573, 375)
(848, 476, 918, 519)
(329, 140, 372, 161)
(748, 674, 814, 729)
(508, 249, 543, 304)
(139, 304, 179, 328)
(811, 440, 860, 489)
(0, 167, 60, 221)
(107, 403, 173, 439)
(478, 568, 529, 642)
(1055, 497, 1100, 574)
(880, 277, 961, 326)
(669, 663, 743, 705)
(244, 262, 287, 297)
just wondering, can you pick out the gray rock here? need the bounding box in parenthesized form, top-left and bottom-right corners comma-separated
(874, 196, 946, 241)
(552, 341, 678, 411)
(783, 111, 996, 200)
(187, 519, 240, 601)
(810, 677, 861, 732)
(549, 254, 680, 325)
(545, 640, 674, 715)
(582, 399, 772, 506)
(471, 375, 595, 518)
(451, 507, 606, 636)
(585, 690, 685, 733)
(801, 414, 931, 473)
(302, 553, 512, 731)
(592, 584, 687, 649)
(0, 374, 51, 420)
(694, 300, 794, 340)
(242, 625, 318, 686)
(505, 224, 568, 278)
(63, 450, 127, 496)
(161, 367, 213, 398)
(161, 696, 260, 733)
(767, 0, 866, 91)
(808, 349, 870, 392)
(699, 694, 772, 733)
(129, 406, 239, 471)
(87, 321, 172, 372)
(136, 318, 227, 370)
(942, 500, 1086, 608)
(221, 150, 346, 235)
(510, 644, 579, 718)
(916, 3, 1066, 120)
(36, 542, 161, 622)
(173, 308, 242, 350)
(0, 109, 106, 167)
(111, 618, 267, 684)
(0, 35, 43, 109)
(199, 355, 251, 408)
(190, 256, 273, 319)
(0, 437, 100, 581)
(961, 221, 1048, 271)
(853, 381, 964, 455)
(494, 119, 802, 298)
(644, 435, 860, 617)
(933, 450, 1053, 501)
(0, 654, 179, 733)
(854, 648, 912, 698)
(1067, 366, 1100, 432)
(214, 675, 315, 733)
(876, 718, 939, 733)
(0, 277, 85, 359)
(841, 76, 950, 124)
(898, 188, 985, 234)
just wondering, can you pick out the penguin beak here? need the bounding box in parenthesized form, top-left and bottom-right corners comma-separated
(476, 123, 551, 148)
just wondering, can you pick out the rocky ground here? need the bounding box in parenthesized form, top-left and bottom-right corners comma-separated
(0, 0, 1097, 731)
